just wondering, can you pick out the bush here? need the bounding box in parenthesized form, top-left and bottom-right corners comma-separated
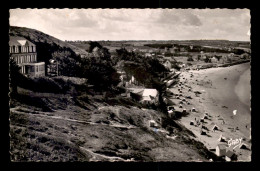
(9, 58, 23, 95)
(17, 76, 64, 93)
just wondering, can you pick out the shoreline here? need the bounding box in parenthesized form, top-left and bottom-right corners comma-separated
(169, 62, 251, 161)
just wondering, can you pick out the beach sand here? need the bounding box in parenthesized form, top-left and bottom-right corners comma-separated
(169, 62, 251, 161)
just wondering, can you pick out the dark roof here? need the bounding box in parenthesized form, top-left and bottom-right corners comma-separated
(9, 36, 35, 47)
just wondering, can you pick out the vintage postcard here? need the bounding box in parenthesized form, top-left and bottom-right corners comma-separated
(9, 8, 251, 162)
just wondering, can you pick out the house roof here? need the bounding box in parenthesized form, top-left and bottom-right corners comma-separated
(142, 96, 152, 101)
(142, 89, 158, 98)
(217, 144, 227, 150)
(226, 150, 236, 158)
(9, 36, 35, 47)
(128, 88, 144, 95)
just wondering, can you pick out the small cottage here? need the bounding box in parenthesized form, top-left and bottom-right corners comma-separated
(141, 89, 159, 105)
(216, 144, 227, 157)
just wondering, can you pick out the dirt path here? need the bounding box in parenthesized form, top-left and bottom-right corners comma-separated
(10, 107, 138, 130)
(79, 146, 131, 161)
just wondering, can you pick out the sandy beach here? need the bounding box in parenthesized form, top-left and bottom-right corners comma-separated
(169, 62, 251, 161)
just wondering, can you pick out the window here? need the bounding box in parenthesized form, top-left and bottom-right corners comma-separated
(31, 46, 34, 52)
(18, 46, 22, 53)
(12, 46, 15, 53)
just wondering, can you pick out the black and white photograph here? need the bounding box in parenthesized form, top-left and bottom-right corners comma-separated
(9, 8, 251, 162)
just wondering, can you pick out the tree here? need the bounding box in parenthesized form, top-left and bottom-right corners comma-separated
(80, 58, 120, 91)
(9, 58, 22, 95)
(88, 41, 102, 53)
(52, 51, 81, 77)
(96, 47, 111, 60)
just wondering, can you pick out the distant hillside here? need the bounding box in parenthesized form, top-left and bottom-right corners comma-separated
(9, 26, 89, 60)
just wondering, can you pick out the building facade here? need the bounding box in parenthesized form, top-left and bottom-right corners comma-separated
(9, 36, 45, 77)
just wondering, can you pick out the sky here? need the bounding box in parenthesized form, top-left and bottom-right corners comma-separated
(9, 9, 251, 41)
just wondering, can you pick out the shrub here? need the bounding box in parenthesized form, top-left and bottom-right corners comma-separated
(17, 76, 63, 93)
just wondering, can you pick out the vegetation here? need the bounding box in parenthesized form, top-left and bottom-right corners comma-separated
(9, 59, 22, 95)
(80, 58, 120, 91)
(88, 41, 103, 53)
(51, 51, 81, 77)
(9, 26, 249, 162)
(116, 48, 167, 90)
(144, 44, 173, 49)
(164, 52, 173, 57)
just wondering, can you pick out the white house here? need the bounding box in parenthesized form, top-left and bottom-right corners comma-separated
(141, 89, 159, 105)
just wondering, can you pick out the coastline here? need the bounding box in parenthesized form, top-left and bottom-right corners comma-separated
(169, 62, 251, 161)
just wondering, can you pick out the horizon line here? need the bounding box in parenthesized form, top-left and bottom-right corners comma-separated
(63, 39, 250, 42)
(9, 25, 250, 42)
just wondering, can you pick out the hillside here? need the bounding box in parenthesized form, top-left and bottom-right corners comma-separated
(10, 85, 221, 162)
(9, 26, 222, 162)
(9, 26, 89, 57)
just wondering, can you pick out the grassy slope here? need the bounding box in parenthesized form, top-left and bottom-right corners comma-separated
(9, 87, 221, 162)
